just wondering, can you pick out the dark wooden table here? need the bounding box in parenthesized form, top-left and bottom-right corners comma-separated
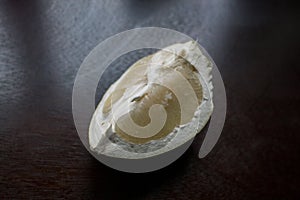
(1, 0, 299, 199)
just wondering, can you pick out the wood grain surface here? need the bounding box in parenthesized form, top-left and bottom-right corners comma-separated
(0, 0, 299, 199)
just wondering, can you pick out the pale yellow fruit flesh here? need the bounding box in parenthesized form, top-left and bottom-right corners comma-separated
(102, 51, 203, 144)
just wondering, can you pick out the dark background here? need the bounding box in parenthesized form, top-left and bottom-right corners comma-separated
(0, 0, 299, 199)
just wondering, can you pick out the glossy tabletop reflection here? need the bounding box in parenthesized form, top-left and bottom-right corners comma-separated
(0, 0, 299, 199)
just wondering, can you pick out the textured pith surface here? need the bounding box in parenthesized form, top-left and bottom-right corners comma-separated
(95, 44, 205, 144)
